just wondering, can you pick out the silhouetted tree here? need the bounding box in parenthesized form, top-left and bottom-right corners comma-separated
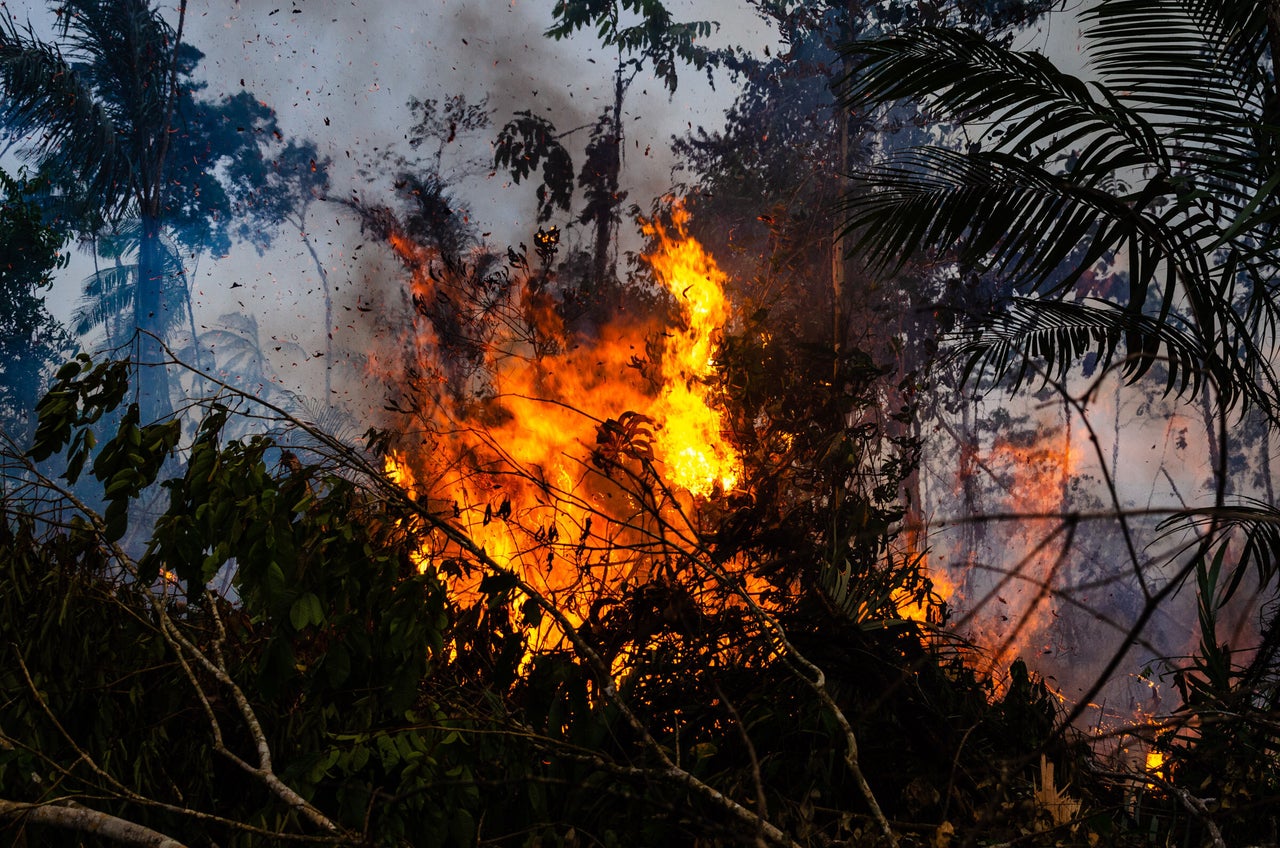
(0, 1, 315, 421)
(0, 168, 72, 442)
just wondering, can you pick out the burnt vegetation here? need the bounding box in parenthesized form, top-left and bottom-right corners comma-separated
(3, 1, 1280, 847)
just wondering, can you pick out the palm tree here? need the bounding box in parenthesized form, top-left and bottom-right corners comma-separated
(0, 0, 189, 422)
(839, 0, 1280, 419)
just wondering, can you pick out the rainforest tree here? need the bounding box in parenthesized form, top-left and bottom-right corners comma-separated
(0, 0, 319, 423)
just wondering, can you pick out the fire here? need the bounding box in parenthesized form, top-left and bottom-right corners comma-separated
(642, 204, 740, 495)
(941, 420, 1082, 680)
(380, 202, 744, 651)
(896, 560, 956, 624)
(893, 529, 956, 625)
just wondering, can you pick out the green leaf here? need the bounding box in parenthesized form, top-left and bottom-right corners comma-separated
(289, 593, 317, 630)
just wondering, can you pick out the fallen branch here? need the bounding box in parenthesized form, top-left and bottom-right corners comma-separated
(158, 607, 345, 836)
(0, 798, 187, 848)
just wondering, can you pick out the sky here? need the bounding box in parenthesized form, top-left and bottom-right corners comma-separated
(23, 0, 777, 405)
(188, 1, 774, 235)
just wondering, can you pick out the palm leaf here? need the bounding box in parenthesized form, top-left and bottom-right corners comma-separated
(60, 0, 176, 137)
(191, 327, 267, 378)
(841, 147, 1195, 300)
(1082, 1, 1280, 267)
(1157, 499, 1280, 602)
(74, 264, 135, 336)
(1085, 0, 1268, 133)
(0, 16, 126, 215)
(840, 0, 1280, 424)
(0, 0, 180, 220)
(74, 228, 188, 337)
(841, 26, 1165, 177)
(953, 296, 1249, 406)
(95, 219, 145, 260)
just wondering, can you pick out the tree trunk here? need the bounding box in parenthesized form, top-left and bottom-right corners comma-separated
(136, 213, 173, 422)
(831, 76, 849, 373)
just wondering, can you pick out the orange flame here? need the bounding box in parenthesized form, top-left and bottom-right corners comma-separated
(893, 529, 956, 625)
(381, 204, 743, 650)
(952, 424, 1080, 679)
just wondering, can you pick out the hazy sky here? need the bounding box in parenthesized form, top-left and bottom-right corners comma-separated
(52, 1, 775, 402)
(189, 0, 774, 237)
(12, 1, 776, 403)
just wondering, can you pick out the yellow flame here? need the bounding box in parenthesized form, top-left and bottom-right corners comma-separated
(642, 204, 740, 496)
(1144, 749, 1165, 788)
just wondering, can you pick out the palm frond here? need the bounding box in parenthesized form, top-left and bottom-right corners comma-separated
(1157, 499, 1280, 602)
(0, 16, 128, 215)
(841, 26, 1165, 176)
(76, 227, 187, 337)
(840, 0, 1280, 424)
(94, 219, 144, 259)
(1085, 0, 1269, 130)
(841, 147, 1194, 299)
(189, 328, 266, 378)
(952, 296, 1246, 406)
(60, 0, 176, 145)
(74, 264, 135, 336)
(288, 397, 363, 449)
(1083, 0, 1275, 220)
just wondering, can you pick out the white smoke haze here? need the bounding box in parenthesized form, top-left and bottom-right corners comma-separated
(153, 0, 774, 404)
(920, 364, 1274, 740)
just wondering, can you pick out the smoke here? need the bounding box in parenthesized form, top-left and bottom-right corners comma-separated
(35, 0, 1232, 739)
(918, 373, 1275, 741)
(170, 1, 770, 405)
